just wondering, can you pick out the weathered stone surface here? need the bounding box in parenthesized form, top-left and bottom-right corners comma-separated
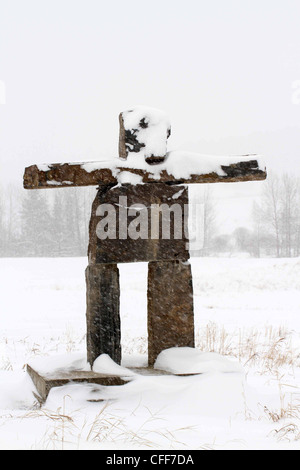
(118, 113, 127, 160)
(147, 260, 194, 367)
(118, 108, 171, 164)
(88, 183, 190, 264)
(86, 264, 121, 366)
(27, 365, 129, 402)
(23, 159, 266, 189)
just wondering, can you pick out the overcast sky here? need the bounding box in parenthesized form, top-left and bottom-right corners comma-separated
(0, 0, 299, 185)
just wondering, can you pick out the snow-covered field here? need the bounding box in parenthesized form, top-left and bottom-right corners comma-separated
(0, 257, 300, 450)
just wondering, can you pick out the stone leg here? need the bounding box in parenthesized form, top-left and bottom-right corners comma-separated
(147, 260, 194, 367)
(86, 264, 121, 367)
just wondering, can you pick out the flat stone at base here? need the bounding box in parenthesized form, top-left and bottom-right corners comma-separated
(27, 364, 130, 402)
(27, 364, 200, 402)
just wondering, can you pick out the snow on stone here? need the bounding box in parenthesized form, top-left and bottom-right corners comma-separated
(34, 104, 265, 187)
(122, 106, 171, 158)
(47, 180, 73, 186)
(37, 163, 52, 172)
(154, 347, 244, 374)
(172, 188, 185, 199)
(36, 151, 265, 187)
(161, 151, 265, 181)
(80, 160, 113, 173)
(81, 152, 265, 184)
(116, 171, 144, 185)
(28, 352, 90, 377)
(92, 354, 136, 377)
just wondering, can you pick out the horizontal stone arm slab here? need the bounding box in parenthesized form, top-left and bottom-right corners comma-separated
(24, 153, 266, 189)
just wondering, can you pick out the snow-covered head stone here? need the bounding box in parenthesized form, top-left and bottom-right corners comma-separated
(119, 106, 171, 165)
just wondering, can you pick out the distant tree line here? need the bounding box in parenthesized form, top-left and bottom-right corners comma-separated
(0, 185, 95, 257)
(210, 173, 300, 258)
(0, 173, 299, 258)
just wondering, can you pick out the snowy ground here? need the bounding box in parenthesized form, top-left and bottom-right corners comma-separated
(0, 257, 300, 450)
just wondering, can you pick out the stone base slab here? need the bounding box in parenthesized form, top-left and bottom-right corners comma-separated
(27, 364, 199, 402)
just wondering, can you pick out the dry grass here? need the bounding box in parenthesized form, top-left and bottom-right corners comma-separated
(259, 372, 300, 439)
(1, 321, 300, 448)
(17, 401, 202, 450)
(196, 322, 300, 373)
(0, 327, 86, 372)
(270, 423, 300, 442)
(195, 322, 300, 442)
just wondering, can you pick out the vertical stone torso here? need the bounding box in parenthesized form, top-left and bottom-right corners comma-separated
(88, 183, 190, 264)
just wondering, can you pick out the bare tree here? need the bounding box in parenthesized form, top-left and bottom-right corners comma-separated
(202, 186, 217, 256)
(252, 201, 263, 258)
(261, 173, 282, 257)
(280, 174, 298, 257)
